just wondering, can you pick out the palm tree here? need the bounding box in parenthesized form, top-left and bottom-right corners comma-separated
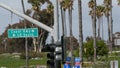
(68, 0, 73, 36)
(59, 0, 68, 63)
(103, 0, 110, 41)
(93, 0, 97, 62)
(96, 5, 105, 39)
(88, 0, 97, 62)
(59, 0, 67, 36)
(60, 0, 72, 36)
(103, 0, 112, 52)
(28, 0, 51, 11)
(78, 0, 83, 67)
(60, 0, 74, 66)
(68, 0, 74, 66)
(47, 4, 54, 27)
(66, 0, 74, 66)
(109, 0, 113, 53)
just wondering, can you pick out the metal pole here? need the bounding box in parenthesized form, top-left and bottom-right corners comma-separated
(21, 0, 29, 67)
(25, 38, 28, 68)
(53, 0, 60, 68)
(53, 0, 59, 42)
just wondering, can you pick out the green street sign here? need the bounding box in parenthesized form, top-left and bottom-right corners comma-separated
(8, 28, 38, 38)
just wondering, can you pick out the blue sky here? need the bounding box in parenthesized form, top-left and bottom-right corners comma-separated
(0, 0, 120, 41)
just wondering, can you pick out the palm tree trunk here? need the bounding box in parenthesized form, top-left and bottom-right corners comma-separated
(101, 16, 104, 39)
(61, 5, 65, 36)
(98, 17, 101, 39)
(78, 0, 83, 67)
(93, 0, 97, 62)
(69, 8, 73, 36)
(68, 5, 74, 67)
(63, 9, 67, 36)
(110, 0, 113, 53)
(107, 16, 110, 42)
(107, 15, 112, 52)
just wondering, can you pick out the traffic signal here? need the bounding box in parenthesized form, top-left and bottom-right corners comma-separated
(54, 43, 62, 68)
(46, 43, 62, 68)
(46, 44, 56, 68)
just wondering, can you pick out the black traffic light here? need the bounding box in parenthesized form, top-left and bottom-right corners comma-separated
(46, 44, 56, 68)
(46, 43, 62, 68)
(42, 42, 62, 68)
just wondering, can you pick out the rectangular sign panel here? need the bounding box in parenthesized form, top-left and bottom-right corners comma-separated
(8, 28, 38, 38)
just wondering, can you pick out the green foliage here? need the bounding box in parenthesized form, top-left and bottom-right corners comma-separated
(60, 0, 73, 10)
(20, 52, 46, 59)
(74, 48, 79, 57)
(83, 40, 94, 59)
(0, 53, 47, 67)
(83, 39, 109, 61)
(96, 40, 109, 56)
(83, 62, 92, 67)
(28, 0, 52, 11)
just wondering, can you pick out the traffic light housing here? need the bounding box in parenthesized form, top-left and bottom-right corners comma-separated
(46, 44, 56, 67)
(45, 43, 62, 68)
(41, 39, 65, 68)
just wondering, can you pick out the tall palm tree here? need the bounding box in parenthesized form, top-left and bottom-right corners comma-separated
(78, 0, 83, 67)
(96, 5, 105, 39)
(60, 0, 73, 37)
(59, 0, 68, 63)
(103, 0, 110, 41)
(103, 0, 112, 52)
(88, 0, 97, 62)
(93, 0, 97, 62)
(65, 0, 74, 66)
(68, 0, 74, 66)
(109, 0, 113, 53)
(59, 0, 67, 36)
(60, 0, 74, 66)
(68, 0, 73, 36)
